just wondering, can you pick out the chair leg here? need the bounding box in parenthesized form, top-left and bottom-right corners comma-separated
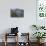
(4, 33, 7, 46)
(4, 41, 7, 46)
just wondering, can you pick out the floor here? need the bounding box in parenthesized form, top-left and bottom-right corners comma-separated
(0, 42, 46, 46)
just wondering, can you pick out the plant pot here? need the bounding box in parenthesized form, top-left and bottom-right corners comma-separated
(37, 39, 45, 44)
(40, 39, 45, 43)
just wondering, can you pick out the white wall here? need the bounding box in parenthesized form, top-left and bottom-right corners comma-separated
(0, 0, 36, 42)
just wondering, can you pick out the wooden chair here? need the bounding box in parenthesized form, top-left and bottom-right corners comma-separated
(4, 33, 18, 46)
(20, 33, 30, 46)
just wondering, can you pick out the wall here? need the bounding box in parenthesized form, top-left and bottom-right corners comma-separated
(0, 0, 36, 42)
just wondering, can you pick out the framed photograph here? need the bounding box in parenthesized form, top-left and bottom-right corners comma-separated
(37, 0, 46, 18)
(11, 8, 24, 17)
(36, 0, 46, 25)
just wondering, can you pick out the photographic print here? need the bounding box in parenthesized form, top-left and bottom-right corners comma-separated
(11, 8, 24, 17)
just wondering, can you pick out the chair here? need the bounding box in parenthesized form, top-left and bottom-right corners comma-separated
(18, 33, 30, 46)
(4, 33, 18, 46)
(4, 27, 19, 46)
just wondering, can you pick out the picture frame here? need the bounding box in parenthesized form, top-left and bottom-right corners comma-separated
(11, 8, 24, 17)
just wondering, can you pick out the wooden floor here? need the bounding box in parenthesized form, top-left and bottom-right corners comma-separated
(0, 42, 46, 46)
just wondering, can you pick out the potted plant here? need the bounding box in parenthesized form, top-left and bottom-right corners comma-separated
(32, 24, 45, 30)
(32, 25, 39, 30)
(40, 26, 45, 29)
(33, 32, 46, 43)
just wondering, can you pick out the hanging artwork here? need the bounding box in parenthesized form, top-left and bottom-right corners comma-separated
(37, 0, 46, 18)
(36, 0, 46, 27)
(11, 8, 24, 17)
